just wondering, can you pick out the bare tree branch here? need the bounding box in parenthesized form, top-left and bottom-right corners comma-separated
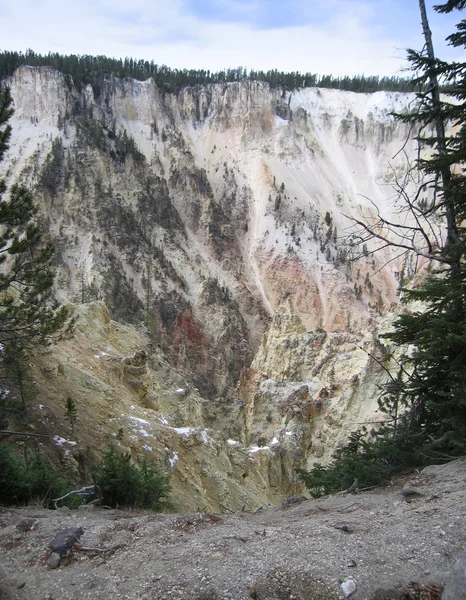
(51, 485, 102, 509)
(0, 430, 49, 438)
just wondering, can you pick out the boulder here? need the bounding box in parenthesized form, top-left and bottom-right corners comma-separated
(50, 526, 84, 557)
(442, 549, 466, 600)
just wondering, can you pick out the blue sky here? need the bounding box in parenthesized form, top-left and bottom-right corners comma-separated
(0, 0, 464, 76)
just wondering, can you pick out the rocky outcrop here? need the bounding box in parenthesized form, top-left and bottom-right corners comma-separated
(3, 68, 418, 388)
(0, 68, 427, 507)
(26, 303, 304, 511)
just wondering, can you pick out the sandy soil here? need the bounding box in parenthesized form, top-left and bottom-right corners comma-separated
(1, 458, 465, 600)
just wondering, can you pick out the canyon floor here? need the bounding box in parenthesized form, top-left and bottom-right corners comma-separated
(1, 458, 465, 600)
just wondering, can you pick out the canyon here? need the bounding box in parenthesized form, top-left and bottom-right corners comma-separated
(1, 66, 425, 511)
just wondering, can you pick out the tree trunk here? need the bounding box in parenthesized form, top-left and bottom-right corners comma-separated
(418, 0, 458, 245)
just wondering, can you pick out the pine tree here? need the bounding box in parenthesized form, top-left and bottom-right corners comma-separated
(64, 397, 78, 436)
(1, 340, 36, 410)
(0, 86, 73, 348)
(381, 0, 466, 452)
(298, 2, 466, 496)
(346, 0, 466, 455)
(0, 86, 73, 424)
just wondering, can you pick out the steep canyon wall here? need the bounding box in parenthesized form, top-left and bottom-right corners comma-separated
(0, 67, 422, 509)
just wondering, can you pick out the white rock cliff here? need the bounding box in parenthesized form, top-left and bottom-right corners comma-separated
(1, 66, 424, 510)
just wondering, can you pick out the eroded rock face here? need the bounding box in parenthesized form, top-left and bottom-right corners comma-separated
(22, 300, 396, 512)
(3, 68, 419, 395)
(1, 68, 425, 508)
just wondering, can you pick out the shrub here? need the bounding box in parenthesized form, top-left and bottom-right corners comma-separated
(93, 446, 171, 510)
(0, 444, 69, 505)
(0, 444, 26, 504)
(26, 452, 69, 504)
(138, 459, 172, 511)
(297, 426, 427, 498)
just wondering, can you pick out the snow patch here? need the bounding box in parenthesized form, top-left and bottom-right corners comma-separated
(168, 452, 179, 468)
(125, 415, 150, 426)
(159, 415, 169, 425)
(53, 435, 77, 447)
(139, 428, 151, 438)
(227, 439, 240, 446)
(170, 427, 195, 436)
(201, 430, 214, 446)
(141, 444, 152, 452)
(248, 445, 270, 453)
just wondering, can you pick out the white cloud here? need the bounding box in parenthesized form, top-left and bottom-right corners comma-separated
(175, 20, 406, 76)
(0, 0, 461, 76)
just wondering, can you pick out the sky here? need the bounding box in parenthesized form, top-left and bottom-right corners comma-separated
(0, 0, 464, 77)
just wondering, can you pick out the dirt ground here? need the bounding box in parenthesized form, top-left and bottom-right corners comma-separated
(1, 458, 465, 600)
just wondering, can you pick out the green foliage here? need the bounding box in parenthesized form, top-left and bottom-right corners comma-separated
(301, 3, 466, 495)
(39, 137, 65, 196)
(202, 277, 237, 307)
(102, 255, 144, 324)
(0, 86, 74, 432)
(0, 443, 26, 503)
(64, 396, 77, 435)
(0, 340, 37, 421)
(143, 257, 153, 328)
(93, 446, 171, 511)
(75, 115, 106, 150)
(114, 129, 144, 164)
(74, 116, 143, 164)
(138, 459, 171, 510)
(2, 341, 32, 403)
(0, 444, 69, 505)
(0, 50, 419, 93)
(381, 263, 466, 449)
(297, 427, 425, 498)
(26, 451, 69, 503)
(0, 87, 74, 348)
(76, 267, 99, 304)
(136, 174, 182, 231)
(380, 1, 466, 454)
